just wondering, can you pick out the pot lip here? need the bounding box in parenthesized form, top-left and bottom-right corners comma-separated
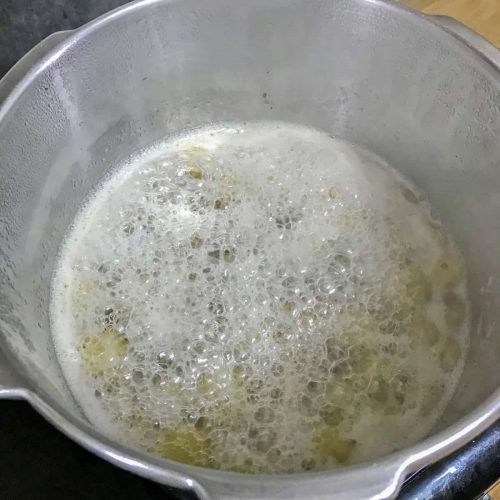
(1, 0, 499, 497)
(18, 382, 500, 497)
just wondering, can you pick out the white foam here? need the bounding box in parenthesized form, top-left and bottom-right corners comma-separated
(51, 121, 470, 473)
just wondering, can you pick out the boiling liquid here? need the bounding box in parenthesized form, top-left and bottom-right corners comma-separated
(51, 122, 469, 473)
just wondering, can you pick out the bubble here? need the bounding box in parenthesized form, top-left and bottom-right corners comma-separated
(132, 369, 144, 384)
(267, 447, 281, 463)
(157, 351, 173, 369)
(223, 248, 236, 263)
(190, 235, 204, 249)
(281, 301, 296, 316)
(214, 195, 231, 210)
(254, 406, 275, 423)
(255, 430, 277, 453)
(270, 388, 283, 400)
(301, 457, 317, 471)
(195, 416, 209, 430)
(187, 164, 204, 180)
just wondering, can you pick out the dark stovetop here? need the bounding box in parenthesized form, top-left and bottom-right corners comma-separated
(0, 400, 176, 500)
(0, 2, 498, 499)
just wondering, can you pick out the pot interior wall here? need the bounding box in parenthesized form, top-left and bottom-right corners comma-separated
(0, 0, 499, 443)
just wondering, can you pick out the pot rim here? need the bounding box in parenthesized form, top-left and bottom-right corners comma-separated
(0, 0, 499, 498)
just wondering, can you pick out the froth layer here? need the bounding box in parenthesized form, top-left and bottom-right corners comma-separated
(51, 122, 469, 473)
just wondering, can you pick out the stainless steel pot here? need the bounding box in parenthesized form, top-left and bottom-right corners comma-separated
(0, 0, 499, 498)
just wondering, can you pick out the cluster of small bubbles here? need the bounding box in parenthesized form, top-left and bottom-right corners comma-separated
(52, 122, 470, 474)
